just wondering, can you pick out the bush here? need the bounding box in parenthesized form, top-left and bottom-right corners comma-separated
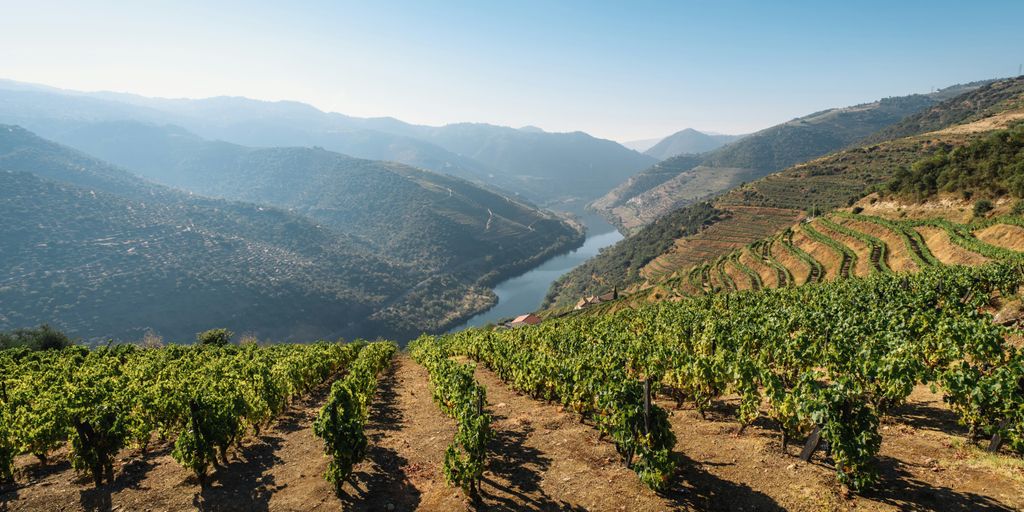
(196, 328, 233, 346)
(1013, 201, 1024, 216)
(974, 200, 994, 217)
(0, 325, 74, 350)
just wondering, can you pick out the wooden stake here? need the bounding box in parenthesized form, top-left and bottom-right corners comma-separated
(988, 419, 1010, 453)
(800, 426, 822, 462)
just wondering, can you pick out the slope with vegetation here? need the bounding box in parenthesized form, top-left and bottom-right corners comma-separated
(40, 120, 584, 290)
(591, 81, 990, 232)
(548, 77, 1024, 307)
(0, 148, 407, 342)
(0, 126, 581, 341)
(4, 265, 1024, 512)
(454, 262, 1024, 493)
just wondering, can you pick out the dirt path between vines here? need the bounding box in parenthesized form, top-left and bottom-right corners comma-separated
(2, 368, 341, 511)
(468, 363, 679, 511)
(342, 354, 464, 511)
(0, 355, 467, 512)
(657, 385, 1024, 512)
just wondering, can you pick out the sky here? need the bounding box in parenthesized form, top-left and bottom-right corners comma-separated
(1, 0, 1022, 141)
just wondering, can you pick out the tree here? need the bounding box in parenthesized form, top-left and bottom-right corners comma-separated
(196, 328, 233, 346)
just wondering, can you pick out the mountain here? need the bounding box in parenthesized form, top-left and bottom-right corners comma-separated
(0, 86, 497, 186)
(590, 81, 991, 232)
(546, 76, 1024, 308)
(642, 128, 743, 160)
(39, 120, 582, 281)
(0, 80, 655, 213)
(0, 125, 583, 342)
(404, 123, 657, 210)
(0, 125, 411, 342)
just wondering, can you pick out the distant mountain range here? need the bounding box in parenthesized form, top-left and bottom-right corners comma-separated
(41, 120, 581, 278)
(0, 79, 655, 213)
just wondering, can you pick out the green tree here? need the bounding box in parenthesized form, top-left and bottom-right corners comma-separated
(196, 328, 233, 346)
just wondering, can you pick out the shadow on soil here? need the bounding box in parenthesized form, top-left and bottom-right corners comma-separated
(0, 480, 21, 512)
(477, 410, 587, 512)
(860, 456, 1017, 511)
(890, 400, 963, 434)
(342, 363, 422, 511)
(78, 449, 164, 512)
(190, 433, 286, 511)
(663, 451, 786, 511)
(192, 380, 333, 512)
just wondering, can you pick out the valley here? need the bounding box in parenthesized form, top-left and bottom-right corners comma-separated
(450, 214, 623, 330)
(3, 5, 1024, 510)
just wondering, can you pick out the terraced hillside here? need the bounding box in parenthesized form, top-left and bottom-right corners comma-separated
(547, 77, 1024, 308)
(639, 207, 805, 283)
(651, 208, 1024, 302)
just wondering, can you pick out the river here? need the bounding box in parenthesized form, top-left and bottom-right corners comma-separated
(450, 214, 623, 330)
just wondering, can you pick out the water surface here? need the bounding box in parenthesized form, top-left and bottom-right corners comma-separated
(451, 215, 623, 330)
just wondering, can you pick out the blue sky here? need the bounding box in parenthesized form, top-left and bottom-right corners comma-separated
(1, 0, 1021, 140)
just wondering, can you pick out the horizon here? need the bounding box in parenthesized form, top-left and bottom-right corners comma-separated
(3, 1, 1022, 141)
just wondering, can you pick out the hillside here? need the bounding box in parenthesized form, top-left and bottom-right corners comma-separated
(0, 126, 581, 341)
(34, 121, 583, 282)
(643, 128, 743, 160)
(591, 81, 989, 232)
(548, 77, 1024, 308)
(0, 81, 656, 213)
(0, 148, 405, 342)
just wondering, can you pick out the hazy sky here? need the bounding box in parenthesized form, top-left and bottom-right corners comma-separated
(2, 0, 1022, 141)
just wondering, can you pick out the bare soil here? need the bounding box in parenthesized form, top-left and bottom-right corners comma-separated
(771, 239, 812, 286)
(723, 260, 753, 291)
(914, 226, 989, 266)
(813, 221, 873, 277)
(834, 217, 919, 273)
(659, 385, 1024, 511)
(740, 249, 779, 289)
(792, 228, 842, 282)
(975, 224, 1024, 252)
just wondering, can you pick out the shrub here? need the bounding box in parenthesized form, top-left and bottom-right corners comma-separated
(196, 328, 233, 346)
(974, 200, 994, 217)
(0, 325, 74, 350)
